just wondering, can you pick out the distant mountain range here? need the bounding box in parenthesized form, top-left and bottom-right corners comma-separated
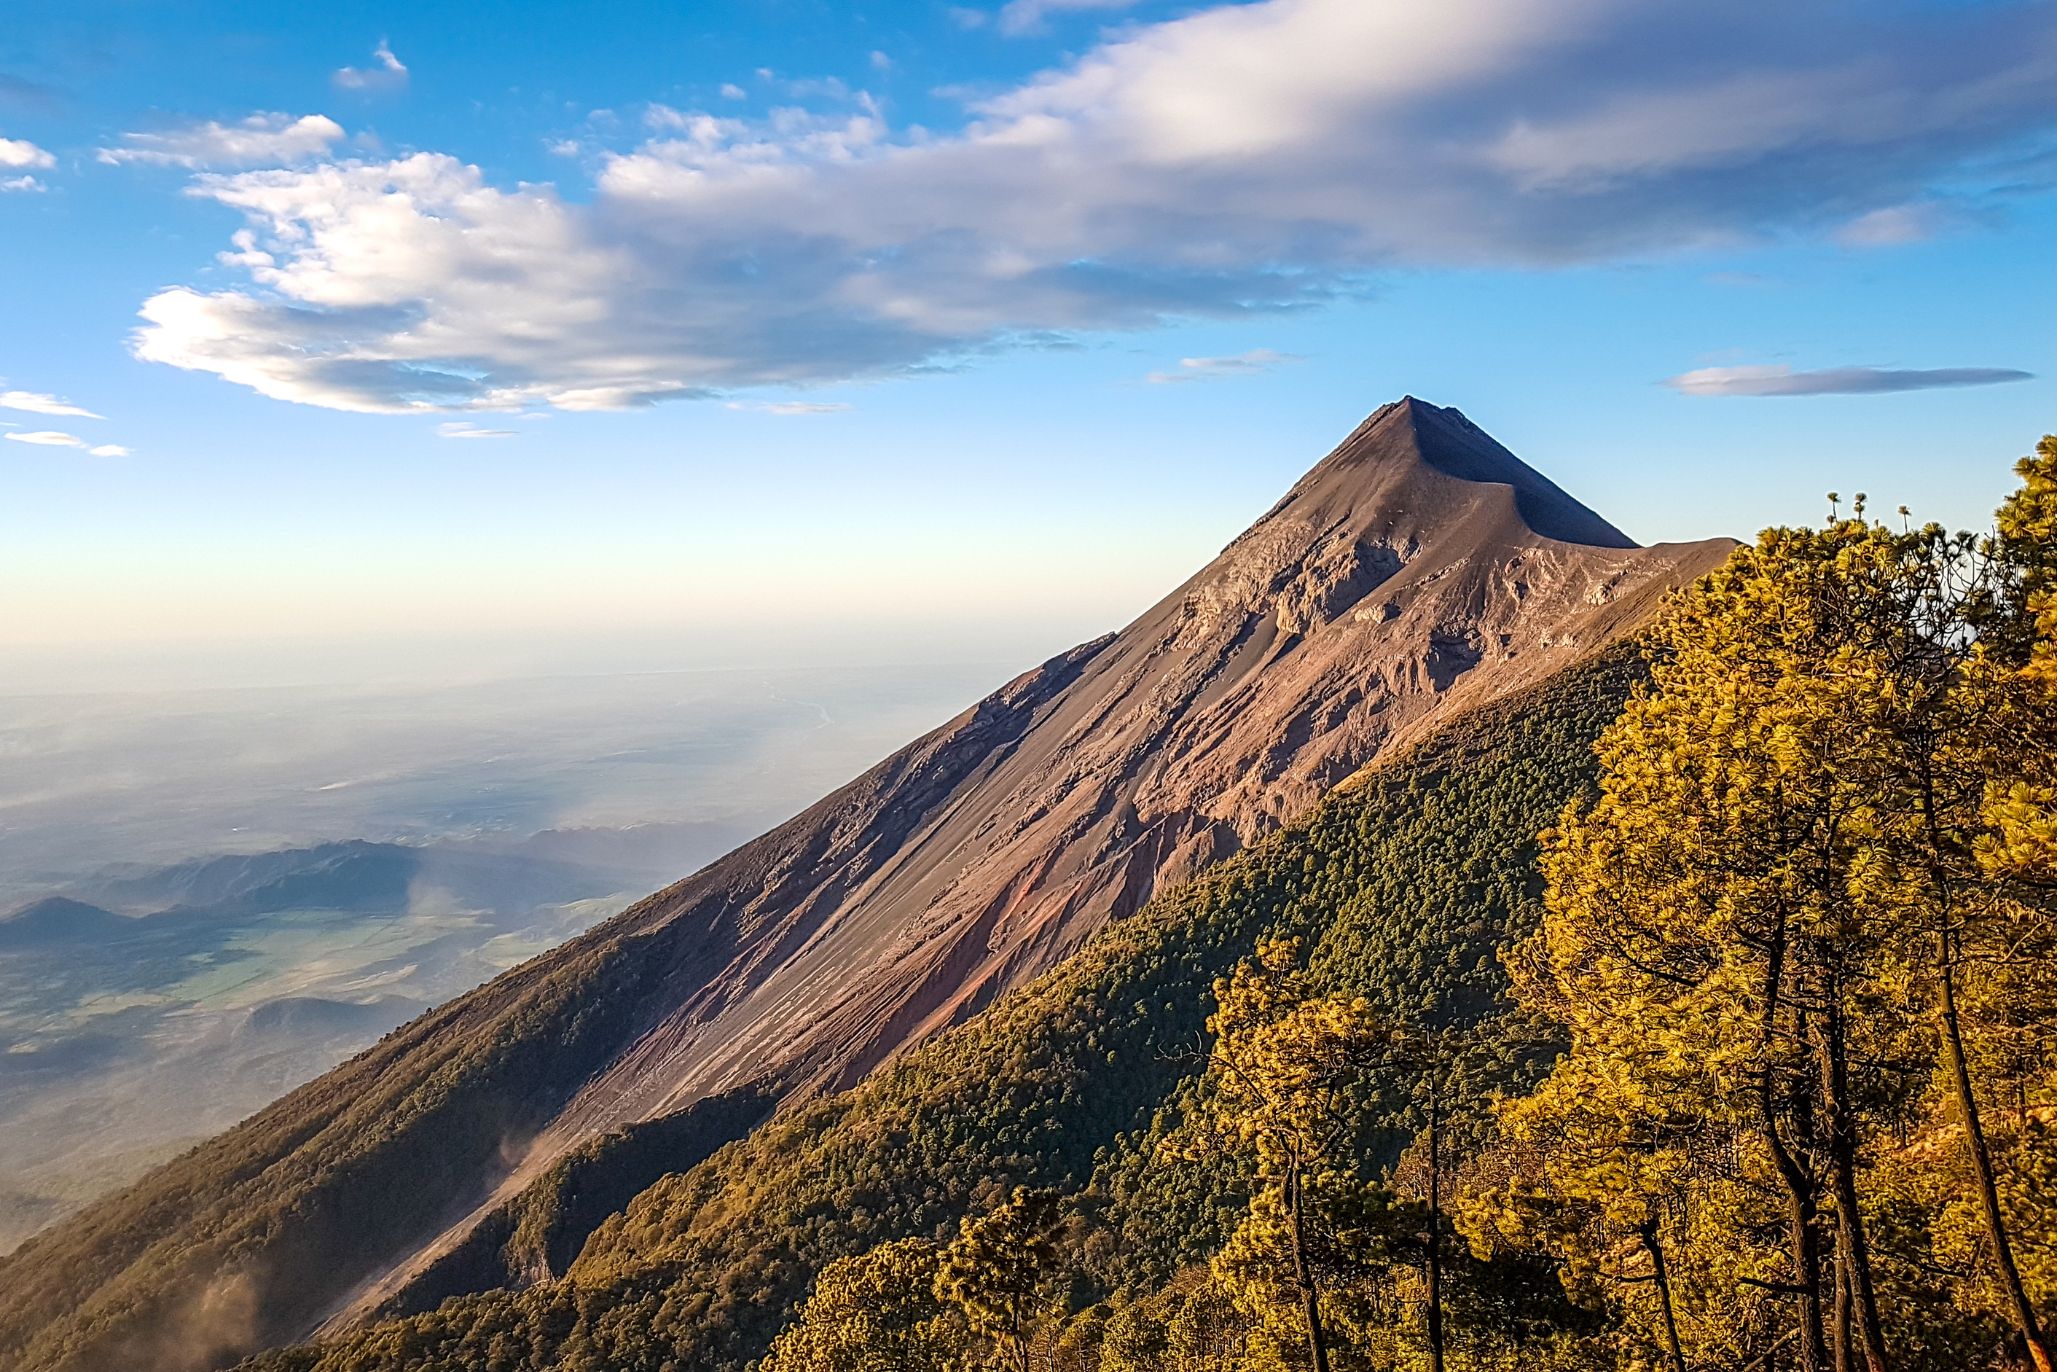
(0, 399, 1734, 1372)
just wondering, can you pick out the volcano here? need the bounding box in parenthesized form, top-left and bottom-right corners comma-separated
(0, 399, 1735, 1372)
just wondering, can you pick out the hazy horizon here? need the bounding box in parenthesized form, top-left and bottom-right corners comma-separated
(0, 656, 1029, 905)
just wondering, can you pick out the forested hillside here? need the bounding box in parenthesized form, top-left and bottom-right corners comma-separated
(241, 632, 1644, 1372)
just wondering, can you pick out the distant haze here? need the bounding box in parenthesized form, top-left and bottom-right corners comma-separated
(0, 654, 1023, 1250)
(0, 656, 1023, 907)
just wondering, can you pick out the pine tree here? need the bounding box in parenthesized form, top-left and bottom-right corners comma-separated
(1185, 939, 1448, 1371)
(935, 1188, 1063, 1372)
(1493, 476, 2057, 1372)
(1500, 520, 1942, 1371)
(762, 1237, 966, 1372)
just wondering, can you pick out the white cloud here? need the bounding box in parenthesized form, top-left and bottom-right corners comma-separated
(1, 421, 132, 454)
(1145, 348, 1300, 383)
(725, 400, 853, 416)
(435, 421, 516, 439)
(998, 0, 1142, 37)
(1666, 363, 2035, 397)
(334, 41, 409, 92)
(128, 0, 2057, 414)
(0, 136, 54, 169)
(869, 51, 893, 72)
(1, 390, 102, 418)
(1, 175, 45, 192)
(719, 83, 748, 101)
(100, 113, 345, 169)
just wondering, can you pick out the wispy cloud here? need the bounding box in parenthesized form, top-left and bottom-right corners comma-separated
(435, 421, 516, 439)
(998, 0, 1142, 37)
(128, 1, 2057, 414)
(1666, 364, 2036, 397)
(0, 135, 53, 169)
(0, 174, 43, 193)
(99, 113, 344, 169)
(4, 429, 126, 454)
(1145, 348, 1301, 384)
(333, 41, 409, 93)
(2, 390, 101, 418)
(1834, 202, 1950, 248)
(725, 400, 853, 416)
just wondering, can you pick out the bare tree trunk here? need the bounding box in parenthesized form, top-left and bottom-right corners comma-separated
(1819, 997, 1889, 1372)
(1936, 926, 2055, 1372)
(1761, 939, 1829, 1372)
(1832, 1232, 1852, 1372)
(1426, 1076, 1445, 1372)
(1287, 1157, 1330, 1372)
(1641, 1222, 1690, 1372)
(1905, 712, 2056, 1372)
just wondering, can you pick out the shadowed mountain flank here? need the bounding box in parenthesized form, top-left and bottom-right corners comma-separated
(0, 898, 130, 949)
(0, 399, 1734, 1372)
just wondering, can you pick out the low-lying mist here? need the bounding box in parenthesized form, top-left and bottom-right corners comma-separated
(0, 658, 1013, 1252)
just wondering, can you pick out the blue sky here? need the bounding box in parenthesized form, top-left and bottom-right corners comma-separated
(3, 0, 2054, 688)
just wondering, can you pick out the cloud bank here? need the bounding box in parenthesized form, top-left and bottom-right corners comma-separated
(129, 0, 2057, 414)
(1667, 364, 2036, 397)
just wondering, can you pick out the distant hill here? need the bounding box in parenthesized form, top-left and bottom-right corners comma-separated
(75, 841, 414, 916)
(236, 996, 427, 1043)
(61, 839, 639, 924)
(0, 399, 1732, 1372)
(0, 898, 130, 949)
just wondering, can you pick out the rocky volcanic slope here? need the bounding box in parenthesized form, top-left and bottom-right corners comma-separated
(530, 398, 1723, 1122)
(0, 399, 1731, 1372)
